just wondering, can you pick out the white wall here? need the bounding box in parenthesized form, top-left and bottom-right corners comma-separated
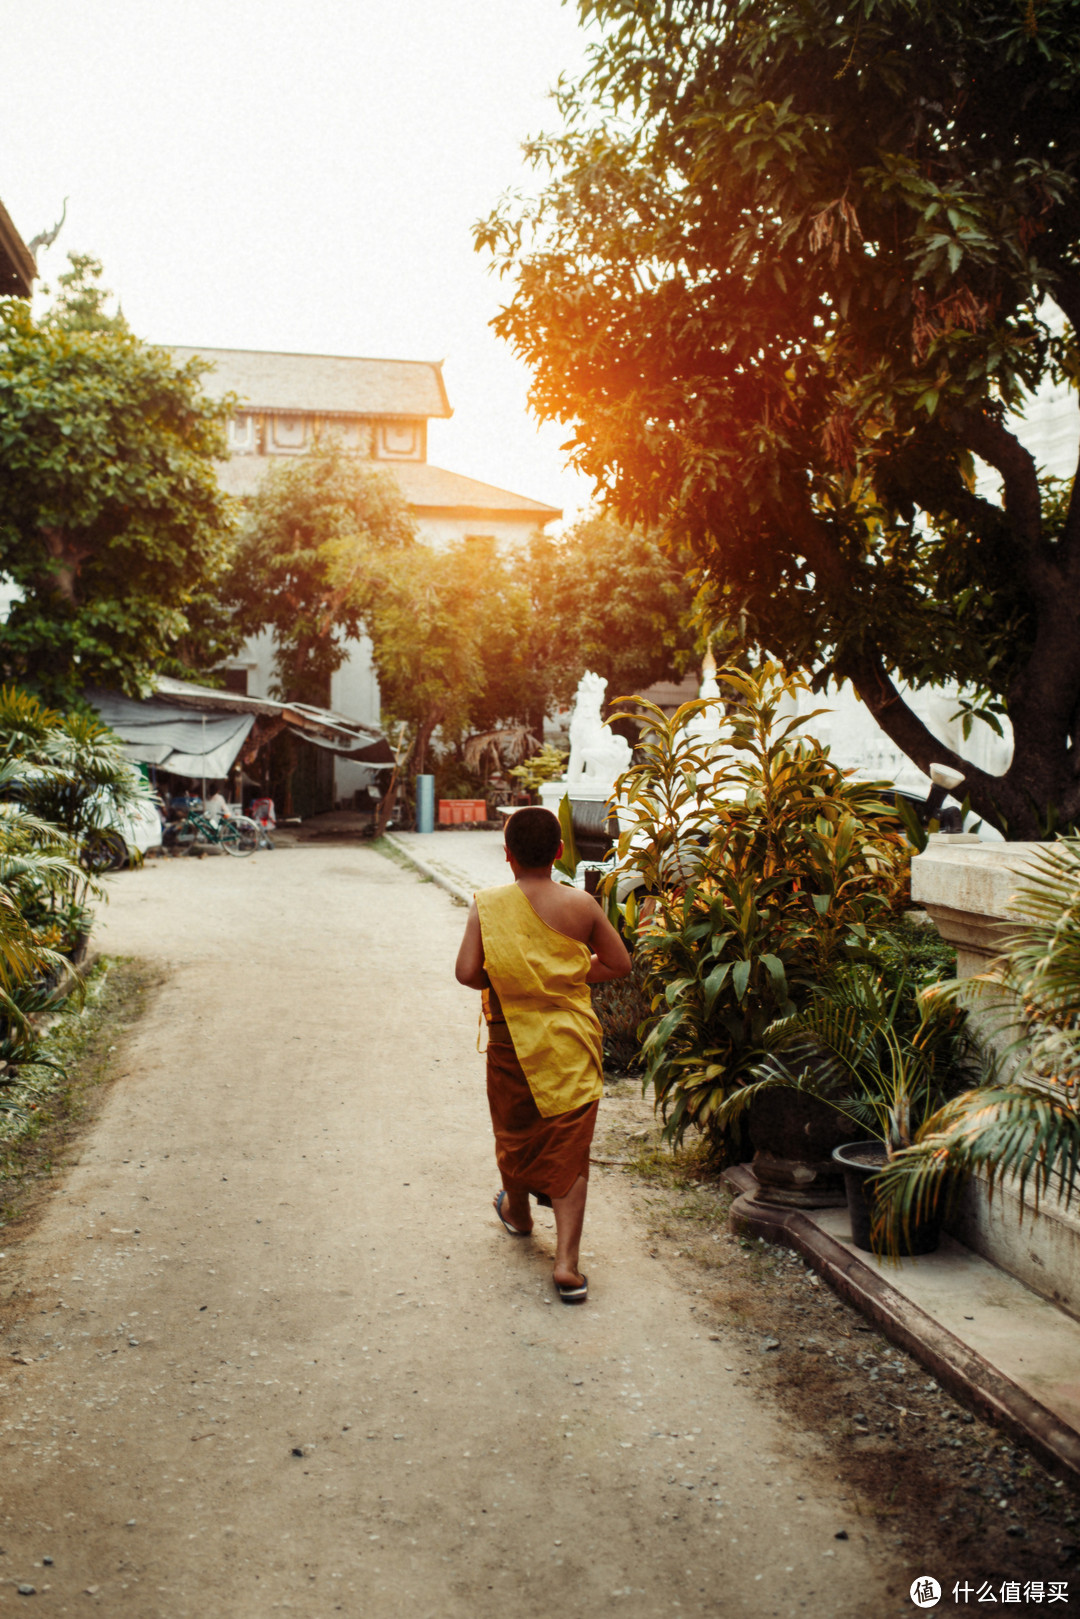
(411, 514, 542, 551)
(229, 627, 277, 702)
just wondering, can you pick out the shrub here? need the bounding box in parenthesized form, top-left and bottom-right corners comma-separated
(608, 663, 909, 1150)
(592, 960, 652, 1076)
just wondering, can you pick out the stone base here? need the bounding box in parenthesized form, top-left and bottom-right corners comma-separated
(743, 1171, 847, 1210)
(538, 780, 615, 809)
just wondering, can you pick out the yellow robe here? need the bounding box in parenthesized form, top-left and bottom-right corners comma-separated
(475, 882, 604, 1117)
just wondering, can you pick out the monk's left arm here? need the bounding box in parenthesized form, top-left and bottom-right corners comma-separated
(454, 901, 489, 990)
(585, 908, 633, 983)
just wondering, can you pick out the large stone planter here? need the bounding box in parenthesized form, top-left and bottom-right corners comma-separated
(911, 836, 1080, 1319)
(745, 1088, 858, 1209)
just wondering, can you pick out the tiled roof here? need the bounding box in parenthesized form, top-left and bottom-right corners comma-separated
(167, 346, 452, 419)
(389, 461, 561, 518)
(217, 456, 560, 520)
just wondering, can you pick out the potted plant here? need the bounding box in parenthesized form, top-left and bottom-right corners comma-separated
(712, 961, 975, 1252)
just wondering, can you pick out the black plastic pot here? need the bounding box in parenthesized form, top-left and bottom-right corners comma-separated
(832, 1141, 942, 1256)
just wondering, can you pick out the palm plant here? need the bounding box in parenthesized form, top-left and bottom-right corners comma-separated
(0, 686, 143, 942)
(0, 689, 147, 843)
(0, 705, 100, 1110)
(874, 837, 1080, 1244)
(709, 963, 972, 1155)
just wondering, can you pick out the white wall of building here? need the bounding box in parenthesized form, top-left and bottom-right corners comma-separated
(411, 515, 542, 550)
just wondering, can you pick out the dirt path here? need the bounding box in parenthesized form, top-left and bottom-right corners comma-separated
(0, 846, 905, 1617)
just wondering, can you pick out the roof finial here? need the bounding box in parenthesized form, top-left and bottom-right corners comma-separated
(28, 197, 68, 262)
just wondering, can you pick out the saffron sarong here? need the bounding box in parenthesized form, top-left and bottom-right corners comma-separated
(485, 1008, 599, 1200)
(475, 883, 604, 1199)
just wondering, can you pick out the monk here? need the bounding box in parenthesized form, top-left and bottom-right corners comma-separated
(455, 806, 632, 1303)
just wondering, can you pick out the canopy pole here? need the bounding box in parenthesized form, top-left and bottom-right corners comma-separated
(201, 714, 207, 803)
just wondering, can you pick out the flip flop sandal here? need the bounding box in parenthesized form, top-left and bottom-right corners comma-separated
(493, 1190, 532, 1237)
(555, 1274, 588, 1305)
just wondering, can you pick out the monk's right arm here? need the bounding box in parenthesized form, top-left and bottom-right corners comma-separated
(455, 902, 489, 990)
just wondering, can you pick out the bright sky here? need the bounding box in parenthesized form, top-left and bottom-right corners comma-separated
(1, 0, 597, 526)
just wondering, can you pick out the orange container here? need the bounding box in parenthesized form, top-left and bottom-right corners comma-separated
(438, 799, 488, 824)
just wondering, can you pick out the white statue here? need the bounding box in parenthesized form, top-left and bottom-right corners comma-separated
(566, 670, 632, 791)
(686, 645, 724, 750)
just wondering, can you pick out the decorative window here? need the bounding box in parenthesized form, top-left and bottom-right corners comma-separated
(272, 415, 307, 449)
(229, 414, 254, 450)
(378, 421, 420, 459)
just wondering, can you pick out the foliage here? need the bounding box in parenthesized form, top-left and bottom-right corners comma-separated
(526, 514, 700, 710)
(874, 836, 1080, 1246)
(0, 684, 143, 1068)
(0, 256, 237, 702)
(479, 0, 1080, 836)
(712, 962, 972, 1156)
(609, 663, 909, 1146)
(225, 443, 416, 705)
(510, 743, 569, 794)
(368, 538, 535, 777)
(870, 915, 958, 1013)
(0, 684, 148, 843)
(553, 791, 580, 882)
(0, 751, 85, 1088)
(462, 725, 540, 781)
(591, 958, 652, 1075)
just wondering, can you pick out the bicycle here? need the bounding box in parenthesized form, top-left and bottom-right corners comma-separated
(80, 827, 130, 873)
(164, 807, 259, 858)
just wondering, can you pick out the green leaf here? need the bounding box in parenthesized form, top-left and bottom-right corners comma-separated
(702, 960, 733, 1018)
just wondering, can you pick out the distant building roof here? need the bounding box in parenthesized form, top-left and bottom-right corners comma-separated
(0, 196, 36, 298)
(389, 461, 561, 520)
(168, 345, 452, 420)
(216, 454, 560, 521)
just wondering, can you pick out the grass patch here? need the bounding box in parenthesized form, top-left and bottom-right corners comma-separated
(623, 1134, 714, 1186)
(372, 835, 417, 871)
(0, 955, 157, 1226)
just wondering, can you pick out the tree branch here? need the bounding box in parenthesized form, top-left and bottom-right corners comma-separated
(947, 410, 1042, 552)
(836, 645, 1006, 821)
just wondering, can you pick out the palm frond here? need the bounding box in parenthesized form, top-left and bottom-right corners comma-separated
(874, 1084, 1080, 1253)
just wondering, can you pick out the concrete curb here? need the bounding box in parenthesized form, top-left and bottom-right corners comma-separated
(723, 1165, 1080, 1485)
(382, 835, 472, 907)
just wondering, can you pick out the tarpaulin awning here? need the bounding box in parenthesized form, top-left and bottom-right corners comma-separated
(87, 679, 393, 776)
(285, 727, 394, 767)
(88, 691, 255, 777)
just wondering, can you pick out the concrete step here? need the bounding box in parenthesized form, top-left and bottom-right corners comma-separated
(725, 1165, 1080, 1484)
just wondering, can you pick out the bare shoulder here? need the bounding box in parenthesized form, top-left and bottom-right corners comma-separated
(522, 879, 597, 942)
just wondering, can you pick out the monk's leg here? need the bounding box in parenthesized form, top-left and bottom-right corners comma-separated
(551, 1174, 588, 1287)
(498, 1181, 532, 1233)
